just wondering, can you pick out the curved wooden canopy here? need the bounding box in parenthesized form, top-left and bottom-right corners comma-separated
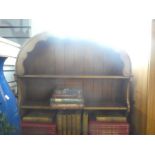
(16, 32, 131, 76)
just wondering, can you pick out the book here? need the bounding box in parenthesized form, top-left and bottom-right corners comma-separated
(96, 116, 127, 122)
(50, 98, 84, 104)
(22, 112, 53, 123)
(53, 88, 83, 97)
(56, 112, 62, 135)
(51, 103, 84, 108)
(83, 112, 88, 135)
(89, 121, 129, 135)
(62, 113, 67, 135)
(76, 112, 81, 135)
(71, 113, 76, 135)
(52, 94, 82, 99)
(67, 113, 72, 135)
(21, 122, 56, 135)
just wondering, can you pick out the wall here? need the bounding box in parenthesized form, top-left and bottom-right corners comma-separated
(0, 19, 31, 96)
(0, 19, 31, 45)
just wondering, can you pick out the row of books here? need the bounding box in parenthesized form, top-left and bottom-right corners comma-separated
(21, 112, 56, 135)
(21, 122, 56, 135)
(22, 112, 53, 123)
(56, 111, 81, 135)
(89, 121, 129, 135)
(50, 88, 84, 108)
(89, 116, 129, 135)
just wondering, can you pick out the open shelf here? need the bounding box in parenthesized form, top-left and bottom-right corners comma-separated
(16, 74, 131, 79)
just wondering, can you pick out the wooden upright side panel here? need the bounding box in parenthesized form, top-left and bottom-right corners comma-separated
(146, 20, 155, 134)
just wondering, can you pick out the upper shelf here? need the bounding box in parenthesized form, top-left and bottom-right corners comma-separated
(16, 75, 132, 79)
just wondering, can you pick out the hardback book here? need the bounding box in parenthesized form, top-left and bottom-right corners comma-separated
(50, 98, 84, 104)
(62, 113, 67, 135)
(67, 113, 72, 135)
(71, 113, 76, 135)
(21, 122, 56, 135)
(52, 94, 82, 99)
(51, 103, 84, 108)
(56, 112, 62, 135)
(22, 112, 53, 123)
(53, 88, 83, 97)
(96, 116, 127, 122)
(89, 121, 129, 135)
(83, 112, 88, 135)
(76, 112, 81, 135)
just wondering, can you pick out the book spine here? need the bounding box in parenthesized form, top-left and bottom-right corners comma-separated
(50, 98, 84, 103)
(62, 113, 67, 135)
(52, 94, 82, 98)
(75, 112, 78, 135)
(89, 121, 129, 135)
(22, 117, 52, 123)
(56, 112, 62, 135)
(77, 112, 81, 135)
(51, 103, 84, 108)
(71, 113, 76, 135)
(96, 117, 127, 122)
(68, 113, 72, 135)
(83, 112, 88, 135)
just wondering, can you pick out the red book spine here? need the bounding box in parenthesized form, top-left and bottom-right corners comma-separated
(21, 122, 57, 135)
(89, 121, 129, 135)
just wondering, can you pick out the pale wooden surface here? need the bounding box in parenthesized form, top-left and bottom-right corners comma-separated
(146, 20, 155, 134)
(127, 23, 151, 134)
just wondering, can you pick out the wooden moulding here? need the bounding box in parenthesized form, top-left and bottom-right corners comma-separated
(16, 74, 132, 79)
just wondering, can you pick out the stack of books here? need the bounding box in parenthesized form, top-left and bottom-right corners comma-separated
(21, 112, 56, 135)
(50, 88, 84, 108)
(89, 116, 129, 135)
(56, 111, 81, 135)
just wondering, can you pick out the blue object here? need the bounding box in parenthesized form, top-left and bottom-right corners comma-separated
(0, 56, 20, 134)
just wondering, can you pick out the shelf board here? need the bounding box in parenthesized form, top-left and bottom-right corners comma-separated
(21, 105, 83, 110)
(17, 75, 131, 79)
(20, 104, 128, 111)
(84, 106, 128, 110)
(21, 105, 127, 111)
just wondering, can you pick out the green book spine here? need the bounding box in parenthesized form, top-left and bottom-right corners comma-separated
(57, 112, 62, 135)
(22, 117, 52, 123)
(96, 116, 127, 122)
(83, 112, 88, 135)
(62, 113, 66, 135)
(77, 112, 81, 135)
(71, 113, 76, 135)
(67, 113, 72, 135)
(75, 113, 78, 135)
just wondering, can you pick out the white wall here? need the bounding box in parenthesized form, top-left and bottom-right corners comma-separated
(30, 1, 153, 66)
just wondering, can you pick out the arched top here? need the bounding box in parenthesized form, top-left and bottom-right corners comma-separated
(16, 32, 131, 76)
